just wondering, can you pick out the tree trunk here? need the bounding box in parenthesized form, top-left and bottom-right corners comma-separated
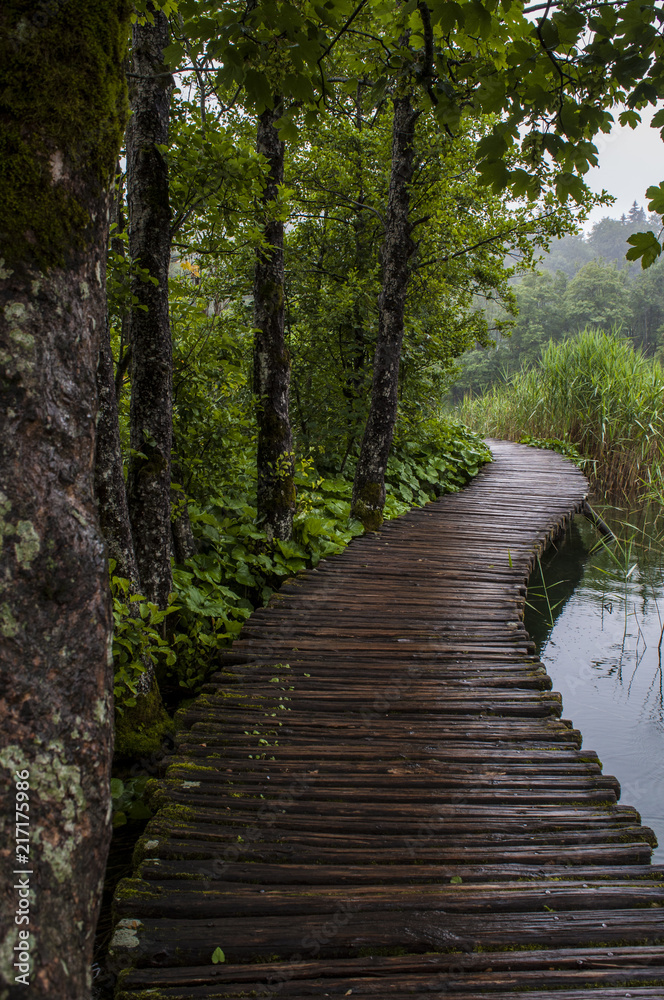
(351, 96, 419, 530)
(95, 318, 141, 586)
(171, 478, 197, 564)
(96, 314, 167, 719)
(254, 99, 296, 542)
(126, 5, 174, 608)
(0, 5, 131, 998)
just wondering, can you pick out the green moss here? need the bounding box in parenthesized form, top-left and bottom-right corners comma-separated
(166, 762, 217, 777)
(132, 835, 163, 869)
(155, 802, 197, 824)
(143, 777, 166, 810)
(351, 480, 385, 531)
(115, 685, 174, 757)
(0, 2, 132, 272)
(113, 877, 160, 907)
(357, 946, 409, 957)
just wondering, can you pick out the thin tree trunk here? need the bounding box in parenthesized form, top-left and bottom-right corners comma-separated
(171, 466, 197, 564)
(95, 163, 163, 713)
(0, 5, 130, 997)
(126, 5, 174, 608)
(254, 98, 296, 542)
(351, 96, 419, 530)
(96, 316, 166, 713)
(95, 317, 141, 587)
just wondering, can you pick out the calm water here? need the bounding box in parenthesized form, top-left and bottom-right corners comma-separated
(524, 510, 664, 863)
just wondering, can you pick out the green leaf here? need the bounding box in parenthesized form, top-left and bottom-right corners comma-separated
(646, 183, 664, 215)
(450, 875, 463, 884)
(431, 0, 462, 32)
(626, 231, 662, 269)
(211, 947, 226, 964)
(110, 778, 124, 799)
(276, 117, 299, 143)
(244, 70, 272, 112)
(618, 109, 641, 129)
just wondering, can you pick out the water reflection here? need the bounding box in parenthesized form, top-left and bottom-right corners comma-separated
(524, 509, 664, 862)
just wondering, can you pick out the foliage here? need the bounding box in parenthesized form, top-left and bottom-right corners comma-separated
(110, 564, 178, 713)
(517, 435, 584, 465)
(110, 775, 153, 828)
(457, 329, 664, 500)
(169, 272, 255, 506)
(627, 186, 664, 268)
(386, 419, 491, 506)
(286, 106, 586, 462)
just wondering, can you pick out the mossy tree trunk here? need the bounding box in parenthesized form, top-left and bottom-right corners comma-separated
(0, 4, 131, 997)
(351, 96, 419, 531)
(254, 98, 296, 542)
(126, 4, 175, 608)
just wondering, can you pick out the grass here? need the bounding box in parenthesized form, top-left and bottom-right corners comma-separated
(456, 328, 664, 501)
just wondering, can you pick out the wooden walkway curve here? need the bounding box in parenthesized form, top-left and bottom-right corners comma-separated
(110, 440, 664, 999)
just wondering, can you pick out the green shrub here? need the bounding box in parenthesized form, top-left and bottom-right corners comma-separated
(110, 565, 178, 713)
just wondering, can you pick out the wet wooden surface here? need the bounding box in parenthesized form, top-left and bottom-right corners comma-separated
(110, 440, 664, 998)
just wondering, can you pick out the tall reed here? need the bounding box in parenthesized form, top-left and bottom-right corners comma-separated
(456, 328, 664, 500)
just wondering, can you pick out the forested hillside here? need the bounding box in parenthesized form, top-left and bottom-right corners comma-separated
(452, 205, 664, 397)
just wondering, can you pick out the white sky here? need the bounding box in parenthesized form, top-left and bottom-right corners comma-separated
(583, 106, 664, 229)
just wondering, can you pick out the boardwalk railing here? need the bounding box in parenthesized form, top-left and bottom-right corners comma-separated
(110, 440, 663, 999)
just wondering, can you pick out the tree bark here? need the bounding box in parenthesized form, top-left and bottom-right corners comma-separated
(126, 5, 174, 608)
(95, 318, 140, 586)
(254, 99, 296, 542)
(171, 474, 197, 565)
(0, 5, 131, 998)
(96, 316, 166, 711)
(351, 96, 419, 530)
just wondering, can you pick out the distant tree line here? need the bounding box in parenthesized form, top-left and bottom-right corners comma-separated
(451, 205, 664, 399)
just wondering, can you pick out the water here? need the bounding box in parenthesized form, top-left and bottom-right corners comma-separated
(525, 510, 664, 863)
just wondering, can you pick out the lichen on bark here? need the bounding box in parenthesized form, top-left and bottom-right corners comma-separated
(0, 4, 132, 997)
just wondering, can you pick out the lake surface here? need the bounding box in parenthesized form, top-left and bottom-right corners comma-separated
(525, 509, 664, 863)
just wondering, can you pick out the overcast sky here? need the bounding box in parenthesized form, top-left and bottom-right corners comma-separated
(583, 106, 664, 228)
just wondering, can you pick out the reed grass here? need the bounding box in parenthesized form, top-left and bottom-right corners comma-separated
(456, 328, 664, 501)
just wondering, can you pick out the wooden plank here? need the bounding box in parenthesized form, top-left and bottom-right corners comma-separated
(110, 908, 664, 966)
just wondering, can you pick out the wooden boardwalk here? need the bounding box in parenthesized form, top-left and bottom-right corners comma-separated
(110, 440, 664, 999)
